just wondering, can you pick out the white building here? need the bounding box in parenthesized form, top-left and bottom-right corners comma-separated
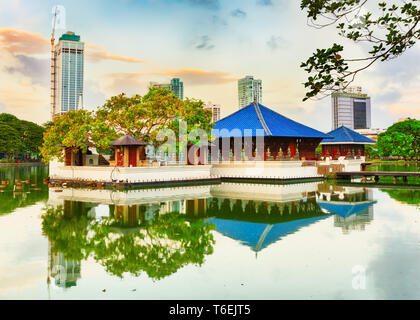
(205, 102, 221, 123)
(52, 32, 84, 119)
(238, 76, 262, 109)
(331, 86, 371, 130)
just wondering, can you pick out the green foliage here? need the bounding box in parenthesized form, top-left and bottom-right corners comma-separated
(377, 119, 420, 159)
(41, 87, 213, 163)
(365, 144, 379, 160)
(0, 113, 44, 158)
(300, 0, 420, 100)
(41, 204, 216, 280)
(382, 189, 420, 206)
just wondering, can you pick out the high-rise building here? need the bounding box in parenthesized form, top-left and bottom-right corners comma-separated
(238, 76, 262, 109)
(205, 102, 221, 123)
(149, 78, 184, 100)
(52, 32, 84, 119)
(170, 78, 184, 100)
(331, 86, 371, 130)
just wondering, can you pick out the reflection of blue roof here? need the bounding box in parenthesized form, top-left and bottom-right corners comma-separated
(212, 103, 331, 139)
(318, 201, 376, 218)
(321, 126, 375, 144)
(208, 215, 330, 252)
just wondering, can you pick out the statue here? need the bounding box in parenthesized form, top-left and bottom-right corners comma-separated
(278, 147, 284, 160)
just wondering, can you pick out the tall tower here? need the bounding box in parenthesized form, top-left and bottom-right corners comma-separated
(170, 78, 184, 100)
(205, 101, 221, 123)
(331, 86, 371, 130)
(238, 76, 262, 109)
(52, 31, 84, 119)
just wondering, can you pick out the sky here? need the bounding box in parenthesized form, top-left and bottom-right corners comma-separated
(0, 0, 419, 131)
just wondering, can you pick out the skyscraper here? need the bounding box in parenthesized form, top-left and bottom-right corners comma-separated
(170, 78, 184, 100)
(238, 76, 262, 109)
(331, 86, 371, 130)
(149, 78, 184, 100)
(52, 31, 84, 119)
(205, 102, 221, 123)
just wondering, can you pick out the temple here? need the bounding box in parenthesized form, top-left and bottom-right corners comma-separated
(212, 103, 331, 161)
(320, 126, 375, 160)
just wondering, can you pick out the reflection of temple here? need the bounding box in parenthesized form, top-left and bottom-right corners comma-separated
(47, 182, 334, 254)
(48, 244, 81, 289)
(316, 184, 376, 233)
(204, 182, 331, 252)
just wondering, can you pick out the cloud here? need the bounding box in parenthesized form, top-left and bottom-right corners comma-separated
(231, 9, 246, 18)
(0, 28, 143, 64)
(0, 28, 48, 55)
(257, 0, 273, 6)
(99, 72, 146, 97)
(184, 0, 219, 10)
(0, 50, 49, 124)
(266, 35, 287, 51)
(163, 69, 237, 85)
(211, 15, 228, 26)
(195, 35, 215, 50)
(5, 55, 49, 87)
(87, 50, 144, 63)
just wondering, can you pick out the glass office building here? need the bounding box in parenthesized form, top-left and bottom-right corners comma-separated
(238, 76, 262, 109)
(53, 32, 84, 117)
(331, 87, 371, 130)
(170, 78, 184, 100)
(149, 78, 184, 100)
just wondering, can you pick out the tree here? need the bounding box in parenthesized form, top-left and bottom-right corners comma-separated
(95, 87, 212, 146)
(41, 87, 213, 163)
(365, 144, 379, 159)
(0, 123, 24, 158)
(0, 113, 45, 159)
(377, 119, 420, 159)
(300, 0, 420, 100)
(40, 110, 117, 164)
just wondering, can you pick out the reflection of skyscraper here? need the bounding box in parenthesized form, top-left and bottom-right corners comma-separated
(52, 31, 84, 119)
(48, 244, 81, 288)
(317, 185, 375, 233)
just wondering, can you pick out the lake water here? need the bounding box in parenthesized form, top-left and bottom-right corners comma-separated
(0, 165, 419, 300)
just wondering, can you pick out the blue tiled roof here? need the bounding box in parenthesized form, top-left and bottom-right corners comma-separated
(318, 201, 376, 217)
(321, 126, 375, 144)
(207, 215, 330, 252)
(212, 103, 332, 139)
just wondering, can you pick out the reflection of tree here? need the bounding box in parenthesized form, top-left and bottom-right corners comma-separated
(41, 204, 216, 281)
(42, 203, 94, 261)
(89, 212, 215, 279)
(382, 189, 420, 207)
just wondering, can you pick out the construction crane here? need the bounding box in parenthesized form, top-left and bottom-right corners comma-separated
(50, 6, 58, 121)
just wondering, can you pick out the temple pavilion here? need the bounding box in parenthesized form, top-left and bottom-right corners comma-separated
(212, 103, 331, 161)
(320, 126, 375, 160)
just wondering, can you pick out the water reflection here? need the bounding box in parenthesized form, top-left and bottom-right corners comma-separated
(317, 183, 376, 233)
(0, 166, 48, 216)
(41, 181, 380, 288)
(43, 199, 216, 284)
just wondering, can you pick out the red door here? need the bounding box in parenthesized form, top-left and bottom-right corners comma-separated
(65, 148, 72, 166)
(129, 147, 137, 167)
(117, 151, 123, 167)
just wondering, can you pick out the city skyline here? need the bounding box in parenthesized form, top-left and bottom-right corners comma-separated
(0, 0, 418, 130)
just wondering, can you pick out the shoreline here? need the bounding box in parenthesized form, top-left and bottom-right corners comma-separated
(0, 162, 46, 167)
